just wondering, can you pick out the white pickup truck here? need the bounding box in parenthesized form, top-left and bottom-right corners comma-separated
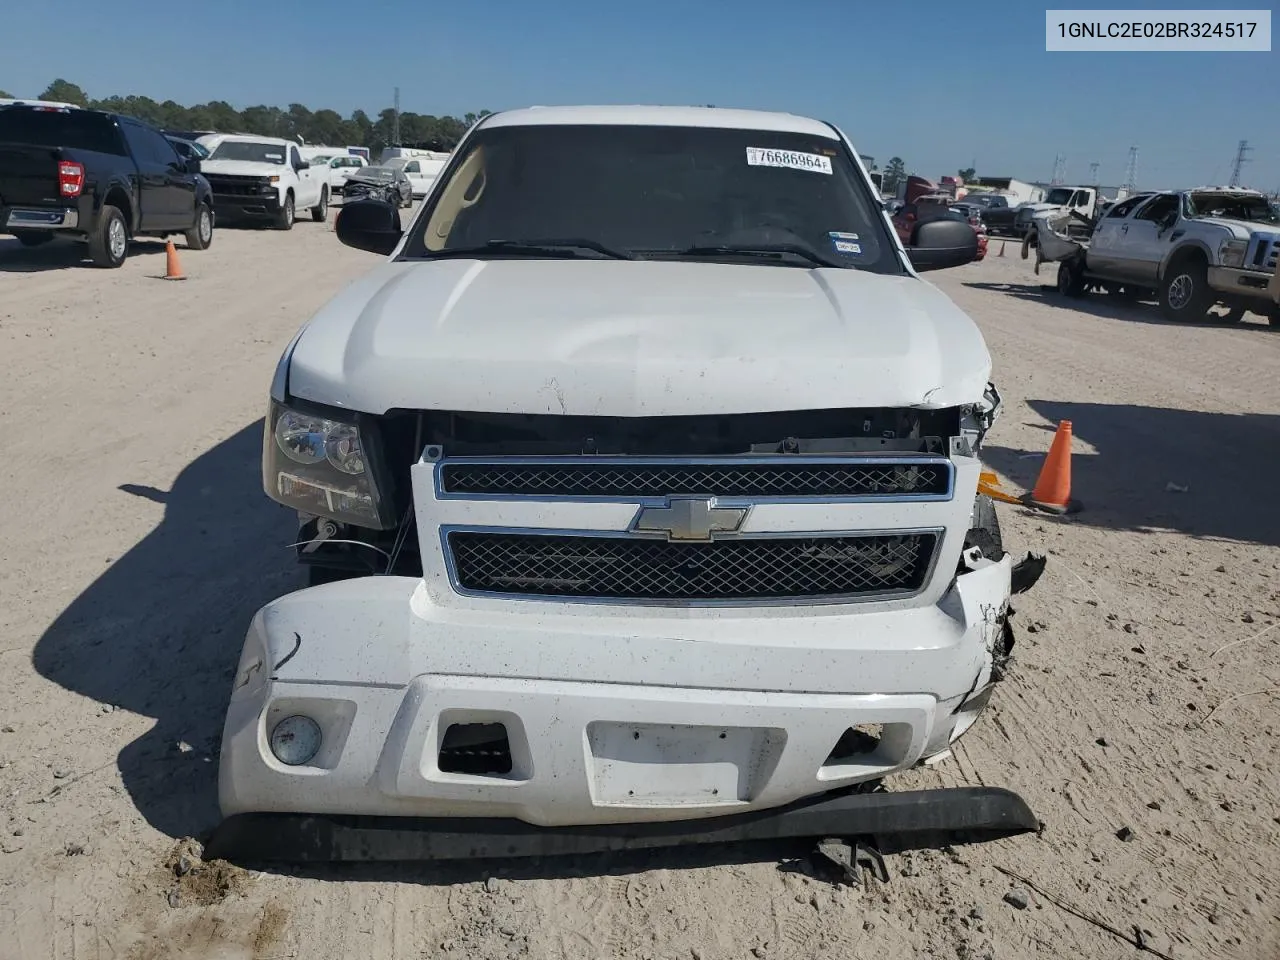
(1013, 185, 1101, 238)
(206, 106, 1042, 863)
(197, 134, 329, 229)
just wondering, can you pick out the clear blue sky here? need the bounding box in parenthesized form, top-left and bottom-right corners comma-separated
(3, 0, 1277, 190)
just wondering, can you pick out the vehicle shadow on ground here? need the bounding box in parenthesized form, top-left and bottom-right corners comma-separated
(32, 421, 302, 839)
(962, 280, 1276, 330)
(0, 237, 170, 273)
(983, 400, 1280, 548)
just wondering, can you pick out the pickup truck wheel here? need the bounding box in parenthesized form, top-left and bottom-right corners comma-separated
(14, 231, 54, 248)
(1160, 258, 1212, 322)
(1056, 260, 1087, 298)
(88, 205, 128, 268)
(184, 204, 213, 250)
(311, 187, 328, 222)
(274, 193, 295, 231)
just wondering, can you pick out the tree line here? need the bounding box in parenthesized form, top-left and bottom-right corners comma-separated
(1, 79, 490, 152)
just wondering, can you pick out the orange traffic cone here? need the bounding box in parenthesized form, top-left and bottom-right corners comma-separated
(1025, 420, 1081, 514)
(163, 240, 185, 280)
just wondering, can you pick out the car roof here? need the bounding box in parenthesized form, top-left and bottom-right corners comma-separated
(479, 105, 840, 139)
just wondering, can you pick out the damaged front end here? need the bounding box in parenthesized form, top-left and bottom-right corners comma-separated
(209, 390, 1045, 866)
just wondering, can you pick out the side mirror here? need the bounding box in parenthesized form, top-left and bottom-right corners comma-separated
(905, 219, 978, 273)
(336, 198, 403, 255)
(296, 160, 310, 170)
(185, 158, 201, 175)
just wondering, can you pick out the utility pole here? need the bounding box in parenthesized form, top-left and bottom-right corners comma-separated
(392, 86, 401, 146)
(1122, 146, 1138, 193)
(1229, 139, 1251, 187)
(1088, 161, 1099, 183)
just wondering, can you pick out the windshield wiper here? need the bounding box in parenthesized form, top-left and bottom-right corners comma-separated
(432, 238, 636, 260)
(675, 243, 845, 269)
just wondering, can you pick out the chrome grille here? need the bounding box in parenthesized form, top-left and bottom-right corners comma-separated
(438, 458, 952, 500)
(446, 531, 938, 603)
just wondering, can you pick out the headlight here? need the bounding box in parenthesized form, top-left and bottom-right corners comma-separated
(1219, 239, 1248, 269)
(263, 400, 388, 528)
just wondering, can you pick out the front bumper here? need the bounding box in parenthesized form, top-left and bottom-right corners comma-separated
(1208, 265, 1277, 305)
(210, 192, 281, 221)
(217, 552, 1014, 829)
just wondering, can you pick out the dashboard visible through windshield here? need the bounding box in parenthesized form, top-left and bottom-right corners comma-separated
(403, 123, 897, 273)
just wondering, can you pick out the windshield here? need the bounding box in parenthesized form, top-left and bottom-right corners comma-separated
(384, 157, 409, 170)
(1185, 192, 1280, 224)
(208, 140, 286, 164)
(353, 166, 395, 183)
(405, 123, 894, 272)
(310, 154, 333, 164)
(1044, 188, 1074, 204)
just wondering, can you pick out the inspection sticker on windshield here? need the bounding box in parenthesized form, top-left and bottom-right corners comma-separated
(828, 231, 862, 255)
(746, 147, 832, 175)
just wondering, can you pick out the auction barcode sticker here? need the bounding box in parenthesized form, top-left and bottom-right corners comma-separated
(1046, 9, 1271, 51)
(746, 147, 832, 175)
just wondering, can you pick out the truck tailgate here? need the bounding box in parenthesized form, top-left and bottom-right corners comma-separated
(0, 144, 64, 206)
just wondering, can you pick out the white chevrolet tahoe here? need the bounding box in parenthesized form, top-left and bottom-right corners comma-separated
(209, 106, 1041, 862)
(197, 134, 329, 230)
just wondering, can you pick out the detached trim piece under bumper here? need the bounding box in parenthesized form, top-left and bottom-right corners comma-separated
(203, 786, 1037, 863)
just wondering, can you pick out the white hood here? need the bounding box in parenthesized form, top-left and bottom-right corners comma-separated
(199, 159, 286, 177)
(285, 259, 993, 417)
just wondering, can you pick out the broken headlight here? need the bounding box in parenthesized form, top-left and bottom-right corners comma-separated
(957, 382, 1002, 455)
(263, 400, 388, 528)
(1218, 239, 1248, 269)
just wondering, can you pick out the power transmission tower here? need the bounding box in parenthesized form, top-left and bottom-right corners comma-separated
(392, 87, 401, 145)
(1050, 154, 1066, 185)
(1088, 161, 1099, 183)
(1229, 139, 1251, 187)
(1122, 146, 1138, 193)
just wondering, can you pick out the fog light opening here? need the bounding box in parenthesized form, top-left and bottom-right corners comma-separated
(439, 722, 512, 776)
(824, 724, 884, 766)
(269, 715, 322, 766)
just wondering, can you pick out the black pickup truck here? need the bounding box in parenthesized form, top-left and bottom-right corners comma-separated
(0, 105, 214, 267)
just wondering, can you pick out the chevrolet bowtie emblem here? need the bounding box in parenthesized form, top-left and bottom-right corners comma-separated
(631, 497, 748, 541)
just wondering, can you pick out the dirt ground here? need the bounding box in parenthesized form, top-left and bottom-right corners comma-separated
(1, 220, 1278, 960)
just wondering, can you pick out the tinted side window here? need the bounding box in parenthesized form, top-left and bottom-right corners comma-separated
(405, 161, 421, 173)
(120, 122, 155, 163)
(289, 146, 302, 167)
(142, 128, 181, 167)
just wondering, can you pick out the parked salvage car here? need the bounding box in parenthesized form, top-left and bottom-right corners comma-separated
(341, 164, 413, 207)
(166, 135, 210, 163)
(205, 105, 1042, 865)
(0, 104, 214, 266)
